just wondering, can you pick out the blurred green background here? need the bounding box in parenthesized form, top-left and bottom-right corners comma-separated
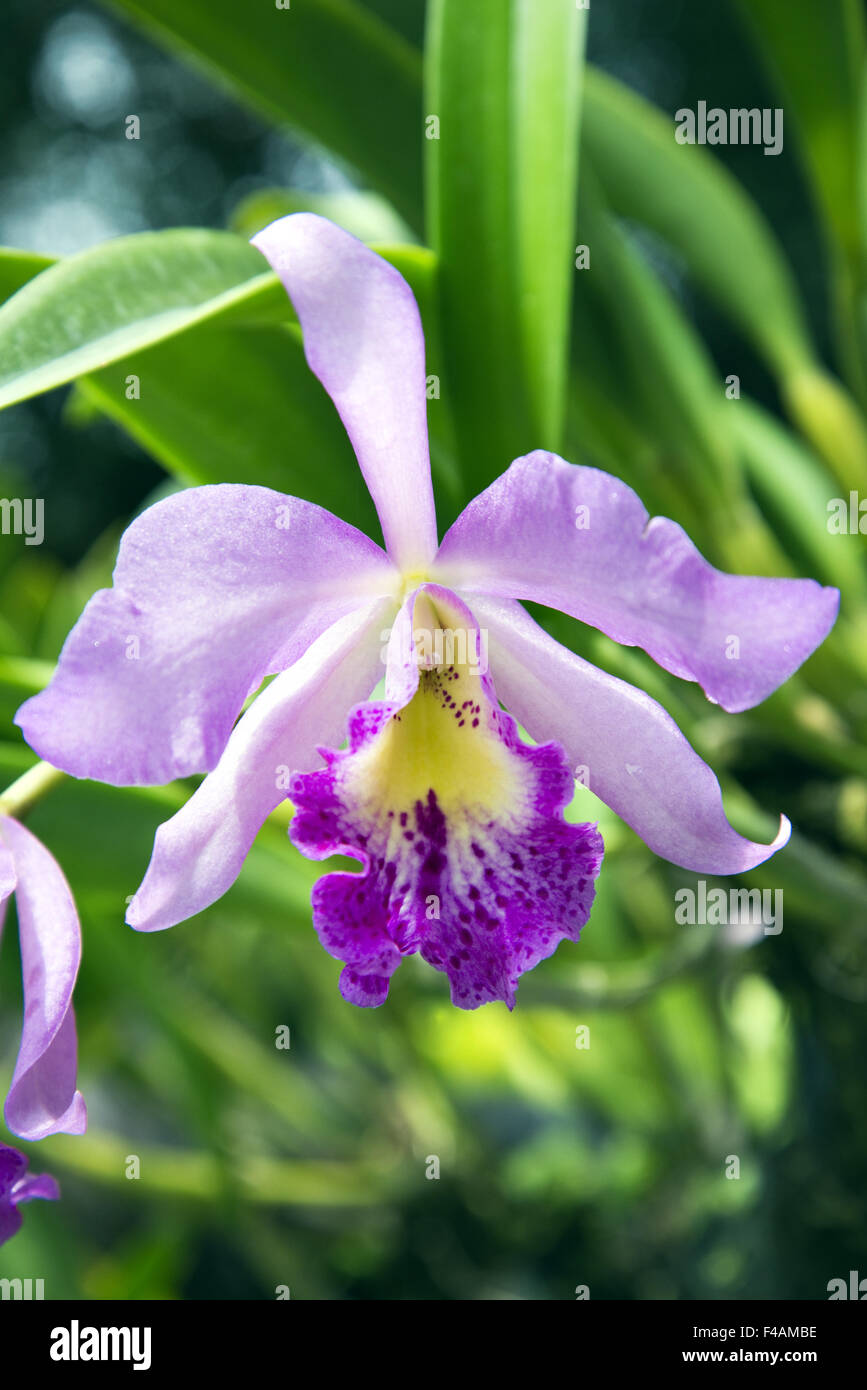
(1, 0, 866, 1300)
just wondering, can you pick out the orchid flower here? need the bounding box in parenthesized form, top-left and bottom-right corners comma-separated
(0, 815, 86, 1138)
(0, 1139, 60, 1247)
(16, 215, 838, 1009)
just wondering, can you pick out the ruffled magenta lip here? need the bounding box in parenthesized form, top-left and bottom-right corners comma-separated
(288, 587, 604, 1009)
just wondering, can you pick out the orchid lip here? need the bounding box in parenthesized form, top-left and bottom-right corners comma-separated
(288, 585, 604, 1009)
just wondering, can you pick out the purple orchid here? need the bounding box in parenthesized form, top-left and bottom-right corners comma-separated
(16, 215, 838, 1009)
(0, 815, 86, 1138)
(0, 1139, 60, 1246)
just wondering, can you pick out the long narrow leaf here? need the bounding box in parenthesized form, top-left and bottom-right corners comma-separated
(582, 66, 813, 379)
(103, 0, 425, 230)
(426, 0, 585, 493)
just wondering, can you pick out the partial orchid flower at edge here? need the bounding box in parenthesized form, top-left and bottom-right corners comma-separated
(15, 214, 839, 1009)
(0, 1138, 60, 1247)
(0, 785, 86, 1139)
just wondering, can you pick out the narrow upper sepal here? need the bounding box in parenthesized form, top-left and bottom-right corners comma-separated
(251, 213, 439, 572)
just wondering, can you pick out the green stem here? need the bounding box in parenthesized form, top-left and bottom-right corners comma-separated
(0, 760, 66, 819)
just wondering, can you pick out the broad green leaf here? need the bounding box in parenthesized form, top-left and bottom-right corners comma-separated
(0, 231, 460, 538)
(72, 240, 458, 534)
(0, 552, 63, 659)
(103, 0, 425, 231)
(77, 322, 381, 536)
(0, 230, 289, 412)
(425, 0, 585, 493)
(357, 0, 425, 47)
(0, 247, 54, 304)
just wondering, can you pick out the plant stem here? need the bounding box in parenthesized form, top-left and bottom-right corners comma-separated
(0, 760, 66, 820)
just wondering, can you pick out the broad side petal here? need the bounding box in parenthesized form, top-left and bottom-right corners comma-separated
(0, 816, 86, 1141)
(473, 595, 791, 874)
(127, 596, 396, 933)
(251, 214, 438, 572)
(435, 452, 839, 712)
(16, 484, 398, 785)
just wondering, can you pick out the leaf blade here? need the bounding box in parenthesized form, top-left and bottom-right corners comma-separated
(425, 0, 585, 492)
(0, 230, 285, 412)
(103, 0, 425, 229)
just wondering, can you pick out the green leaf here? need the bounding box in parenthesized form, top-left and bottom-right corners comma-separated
(733, 1, 867, 405)
(78, 323, 381, 535)
(74, 241, 459, 534)
(0, 229, 288, 412)
(582, 66, 814, 380)
(581, 66, 867, 494)
(734, 0, 866, 262)
(782, 365, 867, 496)
(564, 371, 707, 537)
(0, 247, 54, 304)
(425, 0, 585, 493)
(732, 399, 867, 597)
(0, 230, 460, 536)
(510, 0, 586, 450)
(569, 183, 817, 582)
(229, 187, 415, 246)
(103, 0, 425, 231)
(571, 176, 745, 531)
